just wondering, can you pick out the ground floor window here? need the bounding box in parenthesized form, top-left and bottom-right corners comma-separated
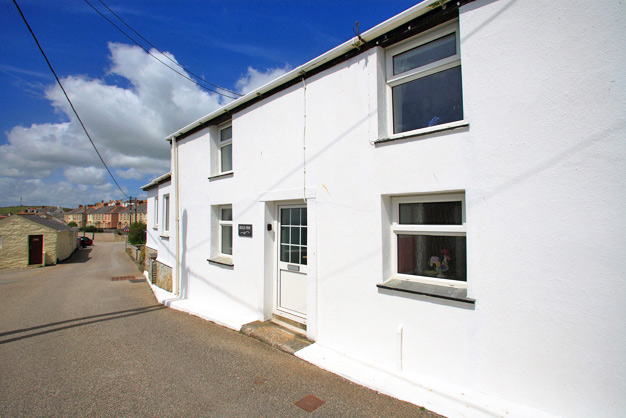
(392, 192, 466, 288)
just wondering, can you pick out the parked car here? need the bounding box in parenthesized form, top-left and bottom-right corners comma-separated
(77, 236, 93, 247)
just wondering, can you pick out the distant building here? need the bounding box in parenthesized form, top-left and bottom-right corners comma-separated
(0, 214, 77, 268)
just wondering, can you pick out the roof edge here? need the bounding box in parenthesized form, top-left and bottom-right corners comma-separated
(165, 0, 447, 142)
(141, 172, 172, 191)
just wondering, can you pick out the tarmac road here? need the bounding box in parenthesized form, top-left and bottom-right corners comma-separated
(0, 241, 441, 418)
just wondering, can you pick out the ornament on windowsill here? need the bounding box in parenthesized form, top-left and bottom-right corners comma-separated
(428, 249, 452, 278)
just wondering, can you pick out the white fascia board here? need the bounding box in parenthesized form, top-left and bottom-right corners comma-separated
(165, 0, 443, 142)
(140, 172, 172, 191)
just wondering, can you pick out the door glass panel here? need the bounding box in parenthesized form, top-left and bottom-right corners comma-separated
(301, 227, 307, 245)
(281, 209, 290, 226)
(301, 208, 307, 225)
(281, 245, 289, 262)
(300, 246, 307, 265)
(281, 227, 289, 244)
(290, 227, 300, 245)
(291, 208, 301, 225)
(290, 246, 300, 264)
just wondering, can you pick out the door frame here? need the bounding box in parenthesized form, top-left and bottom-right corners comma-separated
(261, 189, 318, 341)
(275, 204, 308, 325)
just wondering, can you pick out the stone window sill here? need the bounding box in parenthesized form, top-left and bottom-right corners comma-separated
(374, 120, 469, 145)
(208, 256, 233, 267)
(377, 278, 475, 304)
(208, 171, 234, 180)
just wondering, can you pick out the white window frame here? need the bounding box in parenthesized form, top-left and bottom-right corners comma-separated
(218, 123, 233, 174)
(385, 20, 464, 138)
(218, 205, 233, 257)
(153, 196, 159, 229)
(162, 194, 170, 233)
(391, 192, 466, 289)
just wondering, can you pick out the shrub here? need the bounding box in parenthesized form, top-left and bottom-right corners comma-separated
(128, 221, 147, 245)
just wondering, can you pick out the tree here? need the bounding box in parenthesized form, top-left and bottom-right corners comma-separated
(128, 221, 146, 245)
(67, 221, 77, 227)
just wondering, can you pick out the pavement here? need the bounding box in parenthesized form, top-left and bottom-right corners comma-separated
(0, 241, 442, 418)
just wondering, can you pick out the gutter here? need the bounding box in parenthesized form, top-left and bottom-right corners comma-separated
(165, 0, 454, 142)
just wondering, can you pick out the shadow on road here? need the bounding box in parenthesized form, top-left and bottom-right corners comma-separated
(0, 305, 165, 345)
(62, 248, 93, 264)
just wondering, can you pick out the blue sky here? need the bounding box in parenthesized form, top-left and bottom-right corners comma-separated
(0, 0, 419, 207)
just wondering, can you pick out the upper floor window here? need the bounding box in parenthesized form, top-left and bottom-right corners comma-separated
(386, 20, 462, 135)
(154, 196, 159, 228)
(219, 124, 232, 173)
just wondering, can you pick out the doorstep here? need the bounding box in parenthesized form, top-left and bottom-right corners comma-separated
(240, 320, 313, 355)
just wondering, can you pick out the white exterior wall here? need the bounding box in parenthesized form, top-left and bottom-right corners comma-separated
(145, 180, 175, 273)
(167, 1, 625, 417)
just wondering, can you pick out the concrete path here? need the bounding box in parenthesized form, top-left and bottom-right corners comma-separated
(0, 241, 441, 418)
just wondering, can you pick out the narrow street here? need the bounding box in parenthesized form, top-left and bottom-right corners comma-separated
(0, 241, 440, 418)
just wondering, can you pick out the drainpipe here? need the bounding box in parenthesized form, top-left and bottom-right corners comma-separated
(173, 137, 181, 296)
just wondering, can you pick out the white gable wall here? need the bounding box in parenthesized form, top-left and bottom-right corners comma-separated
(167, 1, 626, 417)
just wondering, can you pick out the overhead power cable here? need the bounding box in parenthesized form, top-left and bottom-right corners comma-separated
(12, 0, 130, 199)
(83, 0, 241, 100)
(94, 0, 242, 98)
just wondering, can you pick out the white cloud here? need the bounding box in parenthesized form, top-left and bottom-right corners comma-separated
(235, 66, 290, 95)
(64, 166, 108, 185)
(0, 43, 223, 207)
(0, 43, 291, 208)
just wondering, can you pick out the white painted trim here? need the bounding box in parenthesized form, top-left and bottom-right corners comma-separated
(258, 187, 316, 202)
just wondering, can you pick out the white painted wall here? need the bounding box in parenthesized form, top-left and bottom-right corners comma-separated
(167, 1, 626, 416)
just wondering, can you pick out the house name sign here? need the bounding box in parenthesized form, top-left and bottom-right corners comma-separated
(238, 224, 252, 237)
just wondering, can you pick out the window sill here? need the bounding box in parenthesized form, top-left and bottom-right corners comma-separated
(208, 171, 234, 180)
(159, 234, 170, 240)
(152, 227, 158, 230)
(374, 120, 469, 145)
(377, 278, 475, 304)
(208, 256, 234, 267)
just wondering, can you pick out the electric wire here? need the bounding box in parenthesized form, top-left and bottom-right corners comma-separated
(93, 0, 242, 98)
(11, 0, 129, 199)
(82, 0, 240, 100)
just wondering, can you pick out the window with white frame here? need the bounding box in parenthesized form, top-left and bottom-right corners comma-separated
(391, 193, 466, 288)
(219, 124, 232, 173)
(386, 20, 463, 135)
(154, 196, 159, 228)
(219, 205, 232, 256)
(162, 194, 170, 233)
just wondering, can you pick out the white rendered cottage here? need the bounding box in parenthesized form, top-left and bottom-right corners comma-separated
(148, 1, 626, 417)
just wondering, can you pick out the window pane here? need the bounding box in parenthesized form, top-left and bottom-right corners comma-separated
(301, 227, 307, 246)
(220, 126, 232, 142)
(393, 33, 456, 75)
(392, 65, 463, 133)
(290, 227, 300, 245)
(280, 244, 289, 262)
(221, 144, 232, 172)
(399, 201, 462, 225)
(221, 225, 233, 255)
(301, 246, 307, 265)
(397, 234, 466, 281)
(290, 246, 300, 264)
(281, 209, 290, 226)
(301, 208, 307, 226)
(290, 208, 301, 225)
(281, 226, 289, 245)
(221, 208, 232, 221)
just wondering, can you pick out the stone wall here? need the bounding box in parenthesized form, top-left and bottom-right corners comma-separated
(156, 261, 172, 292)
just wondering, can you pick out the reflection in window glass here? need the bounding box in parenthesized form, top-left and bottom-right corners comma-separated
(397, 234, 466, 281)
(221, 225, 232, 255)
(393, 33, 456, 75)
(399, 201, 462, 225)
(393, 66, 463, 133)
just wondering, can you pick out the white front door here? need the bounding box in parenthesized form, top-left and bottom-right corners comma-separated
(276, 205, 307, 324)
